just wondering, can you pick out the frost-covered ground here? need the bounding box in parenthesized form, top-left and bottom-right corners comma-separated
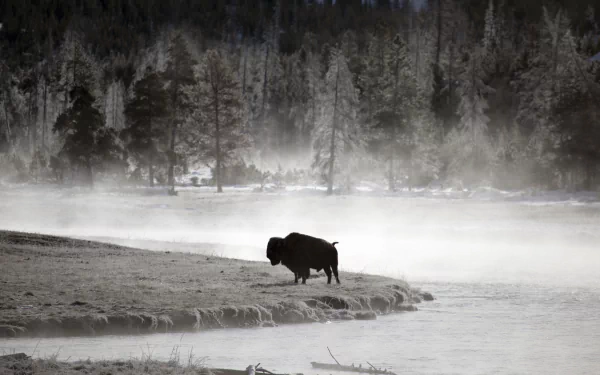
(0, 182, 599, 287)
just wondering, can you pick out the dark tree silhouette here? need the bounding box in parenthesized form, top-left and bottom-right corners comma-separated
(164, 32, 196, 193)
(53, 86, 120, 186)
(123, 68, 169, 187)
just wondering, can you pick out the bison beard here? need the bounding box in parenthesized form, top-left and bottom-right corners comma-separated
(266, 233, 340, 284)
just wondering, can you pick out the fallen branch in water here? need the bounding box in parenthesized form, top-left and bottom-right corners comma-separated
(327, 346, 341, 366)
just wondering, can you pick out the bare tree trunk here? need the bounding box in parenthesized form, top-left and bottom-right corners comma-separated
(444, 34, 456, 139)
(260, 43, 270, 145)
(33, 79, 39, 153)
(86, 157, 94, 188)
(148, 110, 154, 187)
(103, 83, 109, 125)
(388, 153, 395, 192)
(215, 88, 222, 193)
(168, 59, 181, 192)
(112, 83, 117, 128)
(242, 45, 248, 95)
(168, 122, 176, 191)
(435, 0, 442, 67)
(389, 44, 402, 193)
(2, 100, 12, 153)
(149, 152, 155, 187)
(27, 90, 34, 155)
(415, 27, 421, 83)
(311, 69, 317, 143)
(327, 59, 340, 196)
(42, 80, 48, 153)
(552, 11, 561, 82)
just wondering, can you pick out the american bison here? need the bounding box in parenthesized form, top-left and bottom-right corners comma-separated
(266, 232, 340, 284)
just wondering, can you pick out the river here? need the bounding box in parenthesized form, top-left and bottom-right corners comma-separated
(2, 282, 599, 374)
(1, 187, 600, 373)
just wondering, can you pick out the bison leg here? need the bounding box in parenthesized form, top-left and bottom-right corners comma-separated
(324, 266, 332, 284)
(332, 264, 340, 284)
(301, 269, 310, 284)
(294, 272, 299, 284)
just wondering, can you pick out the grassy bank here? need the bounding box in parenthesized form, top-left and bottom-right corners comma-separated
(0, 231, 432, 338)
(0, 352, 244, 375)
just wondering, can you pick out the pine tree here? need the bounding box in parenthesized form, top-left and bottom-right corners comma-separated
(192, 49, 247, 193)
(302, 33, 324, 154)
(483, 0, 497, 53)
(449, 47, 494, 184)
(0, 68, 26, 156)
(0, 66, 14, 154)
(164, 32, 196, 192)
(312, 47, 362, 195)
(430, 1, 465, 139)
(373, 34, 417, 191)
(512, 6, 578, 187)
(284, 51, 310, 158)
(40, 33, 55, 155)
(359, 33, 384, 129)
(259, 21, 285, 161)
(52, 86, 120, 186)
(20, 68, 39, 155)
(56, 31, 100, 112)
(241, 43, 265, 146)
(123, 68, 169, 187)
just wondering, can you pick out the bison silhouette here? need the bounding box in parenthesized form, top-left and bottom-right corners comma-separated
(266, 232, 340, 284)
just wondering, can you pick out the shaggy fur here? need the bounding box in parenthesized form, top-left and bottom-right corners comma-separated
(266, 232, 340, 284)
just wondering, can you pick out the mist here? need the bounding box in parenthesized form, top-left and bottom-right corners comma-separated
(2, 184, 599, 288)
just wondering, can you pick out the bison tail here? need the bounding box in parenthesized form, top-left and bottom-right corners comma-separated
(332, 241, 339, 247)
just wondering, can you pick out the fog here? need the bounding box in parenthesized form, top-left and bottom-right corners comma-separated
(2, 184, 599, 288)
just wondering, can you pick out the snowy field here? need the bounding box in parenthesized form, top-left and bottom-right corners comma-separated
(0, 182, 599, 287)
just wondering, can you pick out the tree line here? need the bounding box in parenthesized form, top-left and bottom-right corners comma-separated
(1, 0, 600, 193)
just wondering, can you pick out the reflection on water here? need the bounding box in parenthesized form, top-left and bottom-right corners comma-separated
(3, 283, 600, 375)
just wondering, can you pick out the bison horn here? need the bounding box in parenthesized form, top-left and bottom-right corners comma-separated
(332, 241, 339, 246)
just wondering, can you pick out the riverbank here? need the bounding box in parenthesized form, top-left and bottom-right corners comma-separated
(0, 231, 432, 338)
(0, 352, 251, 375)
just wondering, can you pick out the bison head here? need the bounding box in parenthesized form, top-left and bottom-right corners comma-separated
(266, 237, 284, 266)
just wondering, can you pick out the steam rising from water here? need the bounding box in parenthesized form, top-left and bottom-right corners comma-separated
(1, 185, 599, 287)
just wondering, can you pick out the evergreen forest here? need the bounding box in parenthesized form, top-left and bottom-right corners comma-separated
(1, 0, 600, 192)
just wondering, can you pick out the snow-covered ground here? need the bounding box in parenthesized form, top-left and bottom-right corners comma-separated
(1, 182, 599, 287)
(169, 168, 600, 204)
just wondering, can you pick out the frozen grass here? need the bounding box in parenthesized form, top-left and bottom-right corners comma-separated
(0, 231, 422, 338)
(0, 348, 211, 375)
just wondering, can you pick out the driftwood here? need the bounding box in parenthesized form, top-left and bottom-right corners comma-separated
(257, 367, 277, 375)
(310, 362, 396, 375)
(238, 364, 298, 375)
(327, 346, 341, 366)
(214, 368, 296, 375)
(311, 348, 396, 375)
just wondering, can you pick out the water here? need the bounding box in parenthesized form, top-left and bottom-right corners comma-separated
(3, 282, 600, 375)
(1, 187, 600, 286)
(2, 187, 600, 373)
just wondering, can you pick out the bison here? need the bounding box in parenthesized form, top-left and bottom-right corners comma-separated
(266, 232, 340, 284)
